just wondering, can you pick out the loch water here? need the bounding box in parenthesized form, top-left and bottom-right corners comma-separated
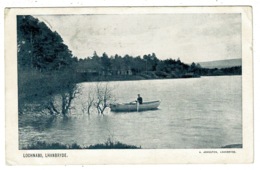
(19, 76, 242, 149)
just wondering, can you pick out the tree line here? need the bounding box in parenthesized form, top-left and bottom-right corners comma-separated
(75, 52, 241, 81)
(75, 51, 199, 81)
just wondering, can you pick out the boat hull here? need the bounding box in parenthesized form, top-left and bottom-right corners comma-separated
(110, 100, 160, 112)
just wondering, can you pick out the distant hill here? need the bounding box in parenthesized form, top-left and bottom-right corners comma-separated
(198, 59, 242, 69)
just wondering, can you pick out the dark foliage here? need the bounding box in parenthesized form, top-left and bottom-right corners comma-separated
(17, 15, 76, 71)
(17, 15, 78, 115)
(87, 138, 141, 149)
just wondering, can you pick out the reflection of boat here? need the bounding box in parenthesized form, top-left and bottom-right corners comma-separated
(110, 100, 161, 112)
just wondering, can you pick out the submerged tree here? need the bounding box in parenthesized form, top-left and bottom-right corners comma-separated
(46, 85, 80, 116)
(95, 83, 116, 114)
(80, 83, 116, 115)
(61, 85, 79, 116)
(81, 85, 95, 115)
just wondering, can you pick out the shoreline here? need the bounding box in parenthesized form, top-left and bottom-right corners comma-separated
(75, 73, 242, 84)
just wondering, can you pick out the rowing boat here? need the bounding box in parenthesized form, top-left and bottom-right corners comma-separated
(110, 100, 160, 112)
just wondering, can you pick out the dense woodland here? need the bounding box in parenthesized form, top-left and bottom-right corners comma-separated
(17, 15, 242, 115)
(75, 52, 241, 82)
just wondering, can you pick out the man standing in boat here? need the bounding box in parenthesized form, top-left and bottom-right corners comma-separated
(137, 94, 143, 104)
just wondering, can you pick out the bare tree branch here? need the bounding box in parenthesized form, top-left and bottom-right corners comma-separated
(94, 82, 115, 114)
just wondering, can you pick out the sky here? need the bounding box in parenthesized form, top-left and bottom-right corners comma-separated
(35, 14, 241, 63)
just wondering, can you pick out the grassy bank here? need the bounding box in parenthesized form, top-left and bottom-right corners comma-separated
(18, 69, 77, 113)
(23, 141, 242, 149)
(22, 140, 141, 149)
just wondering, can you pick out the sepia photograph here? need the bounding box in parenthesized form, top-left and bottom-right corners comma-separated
(5, 7, 253, 164)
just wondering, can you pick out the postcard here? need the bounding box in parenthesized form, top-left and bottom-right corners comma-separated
(5, 7, 253, 164)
